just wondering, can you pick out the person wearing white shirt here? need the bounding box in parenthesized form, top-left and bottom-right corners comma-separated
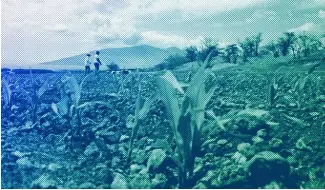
(84, 54, 91, 75)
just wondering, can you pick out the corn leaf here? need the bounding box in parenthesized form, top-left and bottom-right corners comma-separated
(52, 96, 69, 117)
(37, 75, 57, 98)
(160, 71, 184, 94)
(156, 72, 181, 128)
(138, 93, 157, 120)
(236, 108, 269, 118)
(77, 101, 112, 109)
(65, 76, 81, 106)
(2, 79, 12, 106)
(177, 111, 192, 168)
(283, 114, 309, 127)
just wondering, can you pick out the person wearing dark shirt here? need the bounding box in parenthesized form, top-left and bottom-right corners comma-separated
(94, 51, 102, 75)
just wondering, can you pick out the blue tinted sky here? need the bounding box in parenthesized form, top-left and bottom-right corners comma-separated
(2, 0, 325, 65)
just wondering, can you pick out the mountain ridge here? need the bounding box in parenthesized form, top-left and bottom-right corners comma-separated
(40, 45, 184, 69)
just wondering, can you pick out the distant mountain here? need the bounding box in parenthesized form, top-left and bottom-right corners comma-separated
(40, 45, 185, 69)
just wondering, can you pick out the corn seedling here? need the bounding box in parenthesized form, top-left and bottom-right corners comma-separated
(2, 79, 12, 108)
(293, 61, 321, 108)
(155, 54, 218, 188)
(126, 83, 157, 163)
(29, 69, 59, 123)
(52, 74, 112, 133)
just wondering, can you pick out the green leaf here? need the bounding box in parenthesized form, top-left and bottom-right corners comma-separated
(283, 114, 309, 127)
(37, 75, 58, 98)
(156, 72, 181, 129)
(77, 101, 112, 109)
(65, 76, 81, 106)
(138, 93, 157, 120)
(52, 96, 70, 117)
(147, 149, 167, 170)
(160, 71, 184, 94)
(2, 79, 12, 106)
(236, 108, 269, 119)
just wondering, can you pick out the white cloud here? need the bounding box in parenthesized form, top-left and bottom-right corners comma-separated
(319, 9, 325, 19)
(140, 31, 201, 48)
(44, 23, 68, 32)
(143, 0, 265, 14)
(245, 9, 278, 23)
(288, 22, 317, 32)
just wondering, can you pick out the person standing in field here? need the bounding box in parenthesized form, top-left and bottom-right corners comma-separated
(84, 54, 91, 75)
(94, 51, 102, 76)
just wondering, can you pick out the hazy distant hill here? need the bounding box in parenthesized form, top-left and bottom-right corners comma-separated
(40, 45, 185, 68)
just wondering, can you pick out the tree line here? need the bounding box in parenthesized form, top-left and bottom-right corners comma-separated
(155, 32, 324, 70)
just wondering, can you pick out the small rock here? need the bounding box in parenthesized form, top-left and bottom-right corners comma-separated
(310, 112, 320, 117)
(151, 173, 168, 188)
(264, 180, 283, 189)
(275, 104, 285, 108)
(119, 135, 129, 142)
(252, 136, 264, 144)
(11, 105, 19, 111)
(194, 182, 207, 189)
(84, 142, 99, 157)
(258, 104, 266, 109)
(32, 174, 57, 189)
(42, 121, 51, 128)
(48, 163, 62, 171)
(129, 172, 151, 189)
(147, 149, 167, 171)
(130, 164, 145, 174)
(269, 138, 283, 150)
(16, 157, 33, 169)
(133, 149, 148, 164)
(237, 143, 254, 157)
(111, 173, 128, 189)
(257, 129, 267, 138)
(232, 151, 247, 164)
(21, 121, 34, 132)
(318, 95, 325, 102)
(11, 151, 30, 158)
(289, 103, 297, 108)
(217, 139, 228, 146)
(111, 156, 121, 168)
(296, 137, 312, 151)
(237, 143, 251, 153)
(79, 182, 96, 189)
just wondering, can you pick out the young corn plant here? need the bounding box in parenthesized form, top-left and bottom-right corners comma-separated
(2, 79, 12, 109)
(52, 74, 112, 134)
(29, 69, 59, 123)
(293, 61, 321, 108)
(126, 82, 157, 163)
(155, 54, 218, 188)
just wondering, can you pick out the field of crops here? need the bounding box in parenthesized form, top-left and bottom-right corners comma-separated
(1, 59, 325, 188)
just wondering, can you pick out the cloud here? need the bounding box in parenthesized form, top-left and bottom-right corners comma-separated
(139, 31, 201, 48)
(319, 9, 325, 19)
(288, 22, 317, 32)
(143, 0, 265, 15)
(245, 9, 278, 23)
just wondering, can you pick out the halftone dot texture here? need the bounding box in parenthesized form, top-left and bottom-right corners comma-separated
(2, 0, 325, 189)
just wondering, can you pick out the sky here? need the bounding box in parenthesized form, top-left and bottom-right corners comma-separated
(1, 0, 325, 65)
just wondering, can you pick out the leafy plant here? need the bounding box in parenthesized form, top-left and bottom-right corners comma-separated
(1, 79, 12, 108)
(29, 69, 59, 123)
(51, 74, 112, 133)
(126, 82, 157, 163)
(155, 54, 218, 188)
(293, 61, 321, 108)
